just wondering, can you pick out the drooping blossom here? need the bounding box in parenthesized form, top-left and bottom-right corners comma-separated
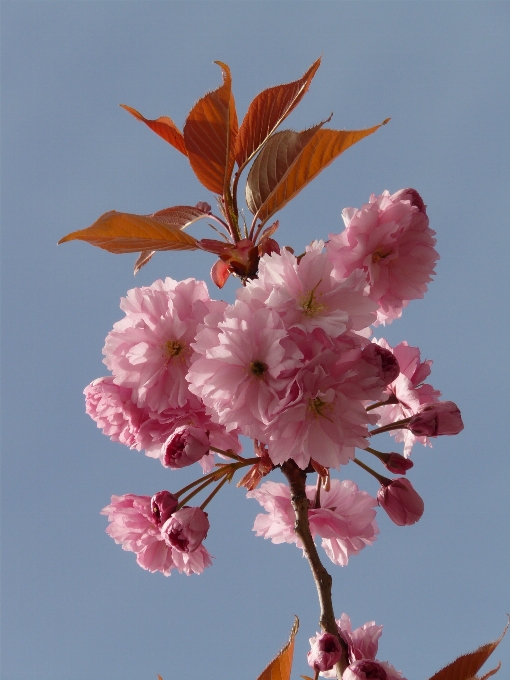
(377, 478, 424, 526)
(84, 377, 143, 447)
(187, 300, 303, 441)
(162, 507, 210, 553)
(151, 491, 179, 526)
(237, 241, 377, 337)
(101, 494, 212, 575)
(248, 479, 378, 566)
(371, 339, 441, 456)
(408, 401, 464, 437)
(103, 278, 212, 413)
(307, 632, 343, 672)
(326, 189, 438, 324)
(101, 493, 176, 575)
(379, 452, 414, 475)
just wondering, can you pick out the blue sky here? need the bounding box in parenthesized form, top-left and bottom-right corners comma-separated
(1, 2, 509, 680)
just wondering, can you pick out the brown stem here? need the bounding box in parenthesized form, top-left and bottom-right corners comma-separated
(281, 460, 348, 678)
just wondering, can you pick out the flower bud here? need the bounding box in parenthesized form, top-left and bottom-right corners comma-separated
(151, 491, 178, 527)
(377, 478, 424, 526)
(382, 452, 414, 475)
(408, 401, 463, 437)
(162, 425, 210, 469)
(343, 660, 387, 680)
(307, 632, 343, 672)
(162, 507, 210, 553)
(362, 344, 400, 386)
(391, 187, 427, 215)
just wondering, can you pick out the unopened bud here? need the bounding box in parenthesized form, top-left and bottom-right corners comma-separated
(377, 478, 424, 526)
(307, 632, 343, 672)
(162, 506, 209, 553)
(408, 401, 463, 437)
(383, 452, 414, 475)
(162, 425, 210, 469)
(151, 491, 178, 527)
(362, 344, 400, 386)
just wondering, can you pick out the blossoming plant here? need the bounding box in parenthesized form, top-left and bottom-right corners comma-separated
(60, 59, 506, 680)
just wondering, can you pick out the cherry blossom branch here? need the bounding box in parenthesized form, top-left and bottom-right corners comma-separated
(281, 460, 349, 678)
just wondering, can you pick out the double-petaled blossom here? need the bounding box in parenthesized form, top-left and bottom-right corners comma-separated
(326, 189, 438, 325)
(84, 378, 241, 472)
(408, 401, 464, 437)
(100, 494, 212, 575)
(237, 241, 377, 337)
(162, 507, 210, 553)
(307, 632, 343, 672)
(371, 339, 441, 456)
(248, 479, 378, 566)
(377, 478, 424, 526)
(187, 300, 304, 441)
(103, 278, 213, 413)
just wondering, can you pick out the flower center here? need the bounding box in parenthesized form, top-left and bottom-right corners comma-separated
(308, 396, 333, 419)
(162, 339, 188, 364)
(372, 248, 392, 263)
(299, 281, 326, 317)
(250, 360, 268, 378)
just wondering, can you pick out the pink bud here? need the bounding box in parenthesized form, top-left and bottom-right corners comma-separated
(162, 425, 210, 469)
(408, 401, 463, 437)
(151, 491, 178, 527)
(343, 660, 387, 680)
(391, 187, 427, 215)
(195, 201, 212, 213)
(362, 344, 400, 386)
(307, 632, 343, 672)
(377, 478, 424, 526)
(162, 507, 210, 553)
(383, 452, 414, 475)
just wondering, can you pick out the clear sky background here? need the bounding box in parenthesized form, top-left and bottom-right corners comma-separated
(2, 3, 509, 680)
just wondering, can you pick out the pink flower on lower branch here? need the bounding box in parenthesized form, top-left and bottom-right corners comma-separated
(247, 479, 378, 566)
(101, 494, 212, 576)
(308, 632, 343, 672)
(377, 478, 424, 526)
(408, 401, 464, 437)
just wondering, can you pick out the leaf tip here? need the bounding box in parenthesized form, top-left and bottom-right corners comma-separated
(382, 117, 391, 125)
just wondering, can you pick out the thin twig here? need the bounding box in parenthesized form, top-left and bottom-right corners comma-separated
(281, 460, 348, 678)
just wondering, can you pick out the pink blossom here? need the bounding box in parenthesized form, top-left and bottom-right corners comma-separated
(162, 424, 211, 469)
(187, 300, 303, 440)
(408, 401, 464, 437)
(337, 613, 382, 662)
(263, 343, 386, 469)
(237, 241, 377, 336)
(101, 493, 175, 575)
(327, 189, 438, 325)
(162, 507, 210, 553)
(84, 377, 143, 447)
(372, 339, 441, 456)
(103, 278, 212, 413)
(101, 494, 212, 576)
(377, 478, 424, 526)
(381, 452, 414, 475)
(307, 632, 343, 672)
(248, 479, 378, 566)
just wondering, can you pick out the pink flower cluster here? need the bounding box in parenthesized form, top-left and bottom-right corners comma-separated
(247, 479, 379, 566)
(327, 189, 438, 325)
(318, 613, 406, 679)
(101, 492, 212, 576)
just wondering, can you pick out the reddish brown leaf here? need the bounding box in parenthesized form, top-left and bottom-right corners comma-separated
(120, 105, 187, 156)
(58, 207, 205, 254)
(246, 122, 327, 215)
(300, 676, 314, 680)
(247, 119, 390, 227)
(183, 62, 238, 194)
(133, 250, 155, 274)
(256, 617, 299, 680)
(478, 662, 502, 680)
(428, 622, 508, 680)
(235, 57, 321, 171)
